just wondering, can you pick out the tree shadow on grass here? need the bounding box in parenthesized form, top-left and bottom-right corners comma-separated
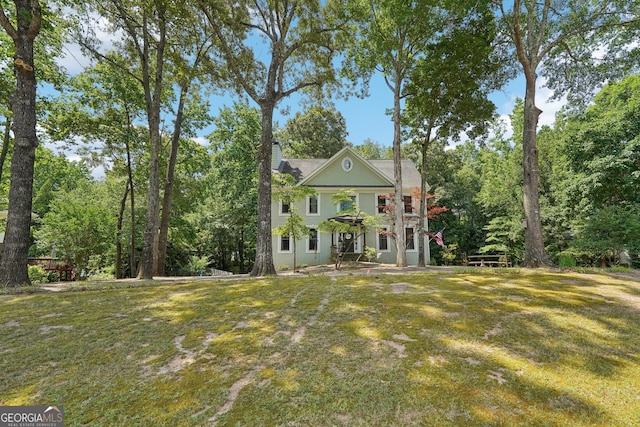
(340, 272, 640, 425)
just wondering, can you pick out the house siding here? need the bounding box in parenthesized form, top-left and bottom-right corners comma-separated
(272, 145, 430, 270)
(272, 188, 428, 270)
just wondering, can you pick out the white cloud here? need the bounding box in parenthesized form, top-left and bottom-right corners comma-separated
(192, 136, 208, 146)
(58, 43, 92, 75)
(535, 80, 568, 128)
(493, 75, 568, 139)
(58, 13, 122, 75)
(90, 165, 106, 180)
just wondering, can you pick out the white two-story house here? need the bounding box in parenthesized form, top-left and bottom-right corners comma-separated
(271, 142, 429, 269)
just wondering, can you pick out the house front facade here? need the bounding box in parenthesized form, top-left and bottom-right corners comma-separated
(271, 142, 430, 270)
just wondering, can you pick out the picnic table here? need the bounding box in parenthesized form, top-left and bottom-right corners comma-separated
(466, 254, 511, 267)
(27, 257, 75, 281)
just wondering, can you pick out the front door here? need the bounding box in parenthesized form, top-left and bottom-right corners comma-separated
(340, 232, 355, 253)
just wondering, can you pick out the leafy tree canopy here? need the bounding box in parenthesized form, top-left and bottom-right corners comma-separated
(562, 75, 640, 209)
(278, 106, 348, 159)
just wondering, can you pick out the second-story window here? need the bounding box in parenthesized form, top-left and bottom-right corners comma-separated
(403, 195, 413, 214)
(339, 195, 356, 212)
(308, 195, 318, 215)
(377, 194, 388, 213)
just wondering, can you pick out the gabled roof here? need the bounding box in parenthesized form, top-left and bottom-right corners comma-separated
(277, 146, 423, 190)
(300, 146, 393, 187)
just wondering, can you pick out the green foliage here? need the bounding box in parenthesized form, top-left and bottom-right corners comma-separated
(476, 102, 524, 218)
(482, 216, 524, 263)
(161, 138, 213, 273)
(363, 246, 378, 262)
(278, 106, 348, 158)
(184, 255, 210, 276)
(272, 173, 316, 208)
(27, 265, 48, 285)
(541, 1, 638, 106)
(542, 76, 640, 265)
(196, 102, 260, 273)
(86, 268, 115, 281)
(558, 253, 577, 269)
(352, 139, 392, 159)
(34, 180, 117, 277)
(441, 243, 458, 266)
(43, 55, 146, 148)
(424, 141, 487, 262)
(562, 75, 640, 210)
(572, 204, 640, 265)
(405, 8, 505, 144)
(32, 146, 93, 217)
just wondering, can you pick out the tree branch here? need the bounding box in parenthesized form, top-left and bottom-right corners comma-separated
(198, 1, 260, 103)
(281, 80, 319, 99)
(27, 0, 42, 39)
(75, 37, 143, 85)
(0, 4, 17, 40)
(512, 0, 535, 79)
(535, 0, 551, 56)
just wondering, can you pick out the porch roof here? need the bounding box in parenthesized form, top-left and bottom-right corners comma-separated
(328, 214, 365, 225)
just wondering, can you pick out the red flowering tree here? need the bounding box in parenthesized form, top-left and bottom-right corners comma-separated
(378, 188, 448, 266)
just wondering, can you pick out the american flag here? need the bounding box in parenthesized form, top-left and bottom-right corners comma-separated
(434, 229, 444, 246)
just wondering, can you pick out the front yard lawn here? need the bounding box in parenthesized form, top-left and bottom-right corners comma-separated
(1, 269, 639, 426)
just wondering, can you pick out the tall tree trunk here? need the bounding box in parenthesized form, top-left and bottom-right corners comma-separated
(522, 75, 549, 267)
(126, 138, 136, 278)
(238, 228, 245, 273)
(292, 227, 297, 273)
(137, 11, 166, 280)
(138, 126, 160, 279)
(417, 137, 431, 267)
(392, 81, 407, 267)
(251, 102, 277, 276)
(115, 185, 129, 279)
(0, 0, 41, 287)
(154, 85, 187, 276)
(0, 119, 11, 183)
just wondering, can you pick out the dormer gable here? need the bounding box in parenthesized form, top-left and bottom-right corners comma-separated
(298, 146, 394, 188)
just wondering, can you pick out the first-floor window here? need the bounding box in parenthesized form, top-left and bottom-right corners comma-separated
(378, 228, 389, 251)
(405, 227, 415, 250)
(280, 235, 291, 252)
(308, 228, 318, 252)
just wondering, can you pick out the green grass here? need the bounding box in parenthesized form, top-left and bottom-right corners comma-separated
(1, 270, 639, 426)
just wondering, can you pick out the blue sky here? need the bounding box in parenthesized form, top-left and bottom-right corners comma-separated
(333, 73, 566, 146)
(54, 20, 568, 154)
(202, 71, 566, 149)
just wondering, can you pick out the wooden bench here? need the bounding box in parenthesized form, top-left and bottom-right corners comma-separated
(467, 254, 511, 267)
(28, 258, 75, 281)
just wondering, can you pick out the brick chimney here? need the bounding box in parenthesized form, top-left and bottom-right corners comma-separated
(271, 141, 282, 170)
